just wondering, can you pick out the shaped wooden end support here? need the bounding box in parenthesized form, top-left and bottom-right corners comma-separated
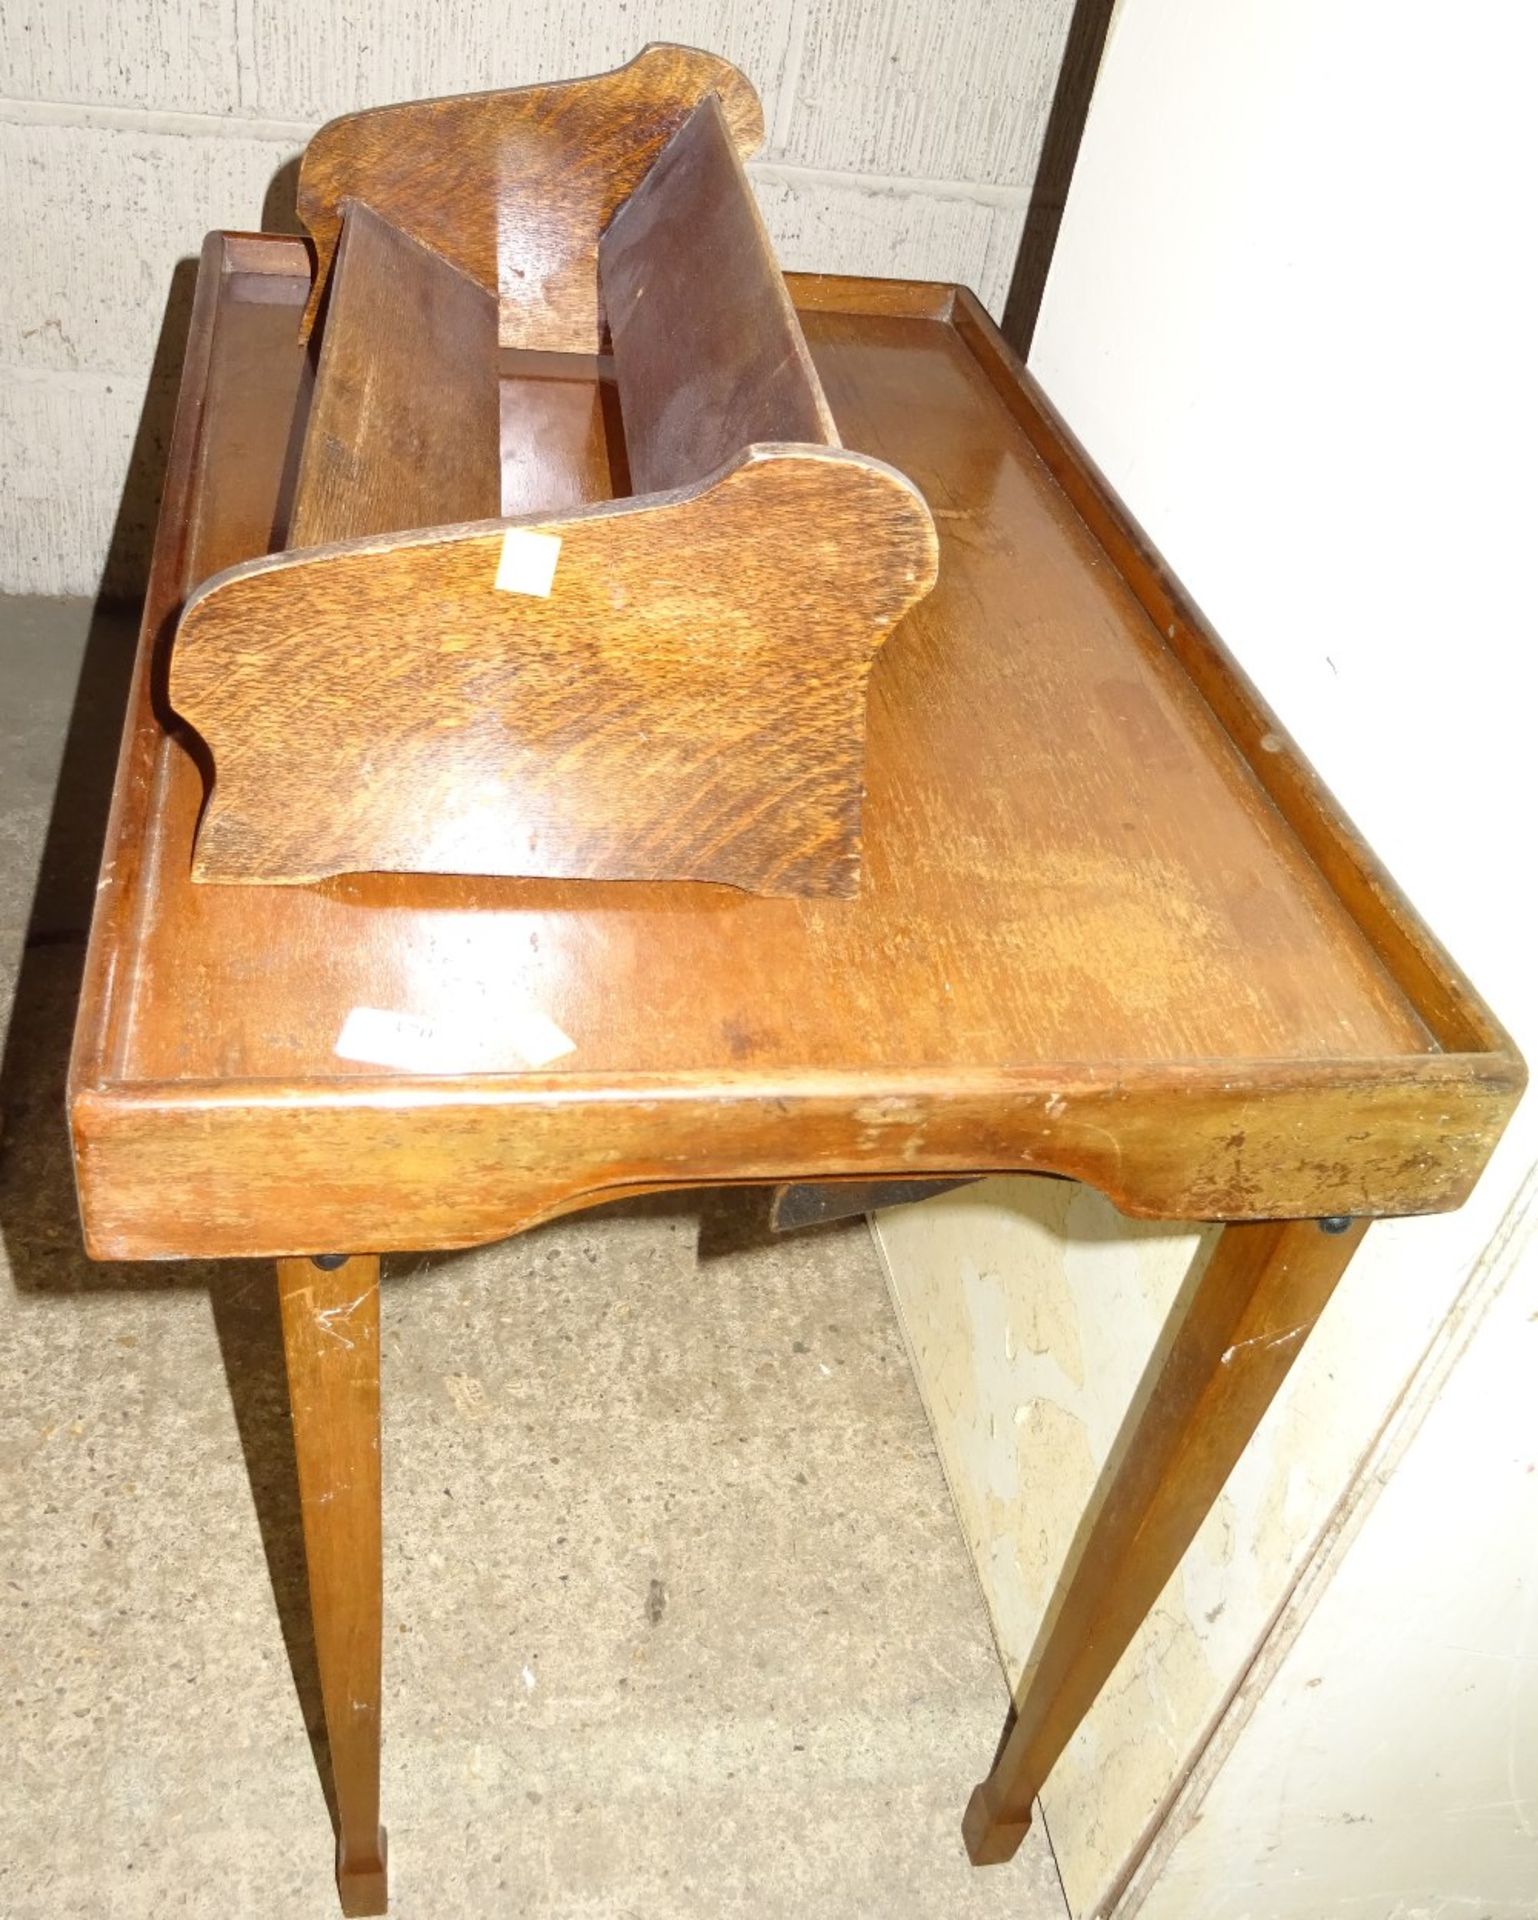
(296, 43, 765, 351)
(172, 447, 935, 895)
(170, 54, 939, 897)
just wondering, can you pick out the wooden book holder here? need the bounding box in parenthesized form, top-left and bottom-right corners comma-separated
(168, 48, 939, 896)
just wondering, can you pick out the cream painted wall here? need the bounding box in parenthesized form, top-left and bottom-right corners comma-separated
(0, 0, 1072, 596)
(877, 0, 1537, 1914)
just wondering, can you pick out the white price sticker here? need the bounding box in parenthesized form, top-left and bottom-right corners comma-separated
(494, 527, 561, 597)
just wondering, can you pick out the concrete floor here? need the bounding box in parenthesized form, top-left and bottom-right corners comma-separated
(0, 596, 1068, 1919)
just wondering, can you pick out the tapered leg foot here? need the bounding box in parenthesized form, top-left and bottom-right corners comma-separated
(337, 1825, 388, 1917)
(277, 1253, 387, 1917)
(962, 1782, 1031, 1864)
(961, 1219, 1368, 1870)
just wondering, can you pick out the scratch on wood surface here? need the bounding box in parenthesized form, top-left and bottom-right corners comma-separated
(1069, 1116, 1126, 1182)
(313, 1288, 372, 1350)
(1220, 1322, 1310, 1367)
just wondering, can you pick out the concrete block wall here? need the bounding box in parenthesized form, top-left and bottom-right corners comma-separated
(0, 0, 1072, 596)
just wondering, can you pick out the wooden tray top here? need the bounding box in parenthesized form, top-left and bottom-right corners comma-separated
(68, 238, 1523, 1258)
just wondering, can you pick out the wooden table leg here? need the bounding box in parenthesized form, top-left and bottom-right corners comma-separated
(963, 1216, 1369, 1865)
(277, 1254, 389, 1916)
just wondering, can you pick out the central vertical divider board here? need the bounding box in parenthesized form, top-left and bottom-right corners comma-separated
(293, 47, 767, 351)
(599, 94, 839, 493)
(288, 201, 501, 549)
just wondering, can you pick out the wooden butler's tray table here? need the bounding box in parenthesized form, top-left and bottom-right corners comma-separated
(68, 45, 1524, 1919)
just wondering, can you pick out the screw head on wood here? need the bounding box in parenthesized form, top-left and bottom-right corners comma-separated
(311, 1252, 350, 1270)
(1318, 1215, 1353, 1235)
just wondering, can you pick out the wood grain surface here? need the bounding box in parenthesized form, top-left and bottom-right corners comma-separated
(600, 93, 837, 493)
(288, 202, 499, 549)
(946, 286, 1512, 1062)
(71, 1063, 1515, 1261)
(69, 241, 1525, 1260)
(497, 348, 623, 516)
(963, 1217, 1369, 1865)
(172, 443, 937, 892)
(276, 1254, 387, 1915)
(295, 44, 764, 351)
